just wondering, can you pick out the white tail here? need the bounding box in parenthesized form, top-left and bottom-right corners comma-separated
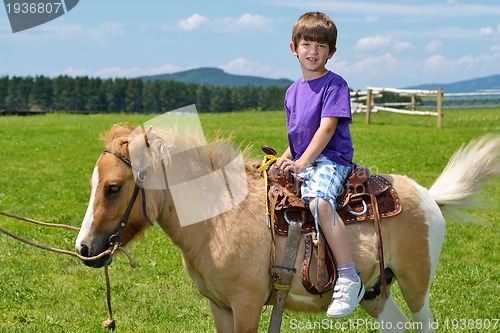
(429, 135, 500, 221)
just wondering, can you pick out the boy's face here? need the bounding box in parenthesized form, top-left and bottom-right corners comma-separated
(290, 39, 336, 79)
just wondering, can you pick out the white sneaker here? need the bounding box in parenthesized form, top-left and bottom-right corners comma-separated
(326, 277, 365, 318)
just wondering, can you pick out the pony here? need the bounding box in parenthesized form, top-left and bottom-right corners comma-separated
(75, 124, 499, 333)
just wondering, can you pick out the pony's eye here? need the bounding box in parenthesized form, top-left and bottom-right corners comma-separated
(107, 185, 122, 195)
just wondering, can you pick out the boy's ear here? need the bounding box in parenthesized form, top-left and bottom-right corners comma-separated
(328, 47, 337, 59)
(290, 41, 298, 56)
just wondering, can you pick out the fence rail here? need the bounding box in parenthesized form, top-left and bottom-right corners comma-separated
(351, 87, 444, 128)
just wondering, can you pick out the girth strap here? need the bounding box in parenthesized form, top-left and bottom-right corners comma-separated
(268, 219, 302, 333)
(367, 181, 386, 295)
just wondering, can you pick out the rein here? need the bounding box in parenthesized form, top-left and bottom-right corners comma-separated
(0, 210, 137, 331)
(0, 147, 155, 332)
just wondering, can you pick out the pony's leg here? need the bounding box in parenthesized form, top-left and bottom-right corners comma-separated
(209, 301, 234, 333)
(209, 298, 262, 333)
(231, 301, 263, 333)
(361, 289, 410, 333)
(411, 295, 434, 333)
(396, 195, 445, 333)
(397, 267, 437, 333)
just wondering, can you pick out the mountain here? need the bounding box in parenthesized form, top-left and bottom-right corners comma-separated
(404, 74, 500, 93)
(139, 67, 293, 88)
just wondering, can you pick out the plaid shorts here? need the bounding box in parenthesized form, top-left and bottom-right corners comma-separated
(298, 155, 351, 236)
(298, 154, 352, 209)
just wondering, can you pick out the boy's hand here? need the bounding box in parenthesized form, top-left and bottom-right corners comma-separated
(276, 157, 307, 174)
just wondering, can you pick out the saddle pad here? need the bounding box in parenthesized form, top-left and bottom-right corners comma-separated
(265, 165, 402, 235)
(339, 175, 402, 224)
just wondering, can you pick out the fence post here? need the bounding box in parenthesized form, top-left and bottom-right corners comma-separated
(365, 88, 372, 125)
(437, 87, 443, 129)
(411, 95, 416, 111)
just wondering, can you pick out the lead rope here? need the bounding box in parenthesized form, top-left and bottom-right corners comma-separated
(0, 210, 136, 331)
(102, 265, 116, 331)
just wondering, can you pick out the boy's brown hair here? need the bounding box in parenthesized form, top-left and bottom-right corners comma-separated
(292, 12, 337, 52)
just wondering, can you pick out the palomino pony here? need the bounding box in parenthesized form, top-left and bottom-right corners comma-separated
(75, 124, 499, 333)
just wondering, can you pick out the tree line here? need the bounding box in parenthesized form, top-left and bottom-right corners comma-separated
(0, 75, 287, 113)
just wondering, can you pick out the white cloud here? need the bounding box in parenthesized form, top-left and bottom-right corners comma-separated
(220, 58, 252, 73)
(479, 27, 494, 37)
(355, 35, 391, 51)
(235, 13, 271, 28)
(424, 52, 500, 79)
(425, 40, 442, 53)
(84, 22, 125, 43)
(220, 57, 278, 77)
(335, 53, 399, 77)
(219, 13, 272, 31)
(333, 51, 500, 89)
(179, 13, 208, 31)
(393, 41, 414, 52)
(424, 55, 449, 72)
(2, 22, 125, 44)
(41, 23, 83, 36)
(59, 64, 184, 78)
(59, 67, 89, 77)
(365, 15, 379, 23)
(176, 13, 272, 32)
(267, 0, 500, 17)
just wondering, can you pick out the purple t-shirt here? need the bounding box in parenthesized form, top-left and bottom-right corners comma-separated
(284, 71, 354, 167)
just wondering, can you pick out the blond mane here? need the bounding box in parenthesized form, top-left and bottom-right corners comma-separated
(99, 123, 262, 181)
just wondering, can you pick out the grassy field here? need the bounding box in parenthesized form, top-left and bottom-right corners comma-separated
(0, 109, 498, 332)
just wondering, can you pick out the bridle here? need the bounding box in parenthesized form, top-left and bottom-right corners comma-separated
(102, 148, 154, 246)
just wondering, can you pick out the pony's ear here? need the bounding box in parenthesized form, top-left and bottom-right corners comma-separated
(117, 138, 130, 156)
(100, 123, 136, 149)
(127, 127, 169, 190)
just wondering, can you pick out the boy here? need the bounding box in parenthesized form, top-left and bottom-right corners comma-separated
(276, 11, 365, 318)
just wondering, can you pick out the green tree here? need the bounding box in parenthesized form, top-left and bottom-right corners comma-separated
(142, 81, 161, 114)
(52, 75, 74, 111)
(85, 77, 106, 112)
(124, 79, 143, 113)
(210, 86, 232, 112)
(196, 85, 211, 113)
(29, 75, 52, 111)
(259, 86, 285, 111)
(231, 85, 261, 111)
(5, 76, 32, 110)
(104, 78, 128, 112)
(0, 76, 9, 110)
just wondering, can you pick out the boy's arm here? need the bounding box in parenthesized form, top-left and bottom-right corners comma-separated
(279, 117, 338, 173)
(281, 146, 293, 160)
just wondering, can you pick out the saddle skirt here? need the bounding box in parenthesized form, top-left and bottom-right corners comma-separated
(260, 146, 403, 295)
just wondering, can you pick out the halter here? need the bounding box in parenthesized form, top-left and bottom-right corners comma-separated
(103, 148, 154, 246)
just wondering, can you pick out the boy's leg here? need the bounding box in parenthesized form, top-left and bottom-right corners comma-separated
(309, 197, 365, 318)
(311, 198, 352, 264)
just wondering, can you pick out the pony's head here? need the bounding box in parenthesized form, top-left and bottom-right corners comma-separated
(75, 122, 255, 268)
(75, 124, 157, 268)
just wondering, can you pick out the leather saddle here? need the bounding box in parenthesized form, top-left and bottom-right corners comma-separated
(260, 146, 402, 295)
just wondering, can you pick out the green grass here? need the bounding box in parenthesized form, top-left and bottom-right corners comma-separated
(0, 109, 498, 332)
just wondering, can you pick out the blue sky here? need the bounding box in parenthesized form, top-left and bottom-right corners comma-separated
(1, 0, 500, 90)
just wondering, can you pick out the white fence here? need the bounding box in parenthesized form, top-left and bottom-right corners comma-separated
(352, 88, 500, 128)
(351, 87, 443, 128)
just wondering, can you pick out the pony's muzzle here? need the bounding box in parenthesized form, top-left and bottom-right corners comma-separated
(77, 241, 113, 268)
